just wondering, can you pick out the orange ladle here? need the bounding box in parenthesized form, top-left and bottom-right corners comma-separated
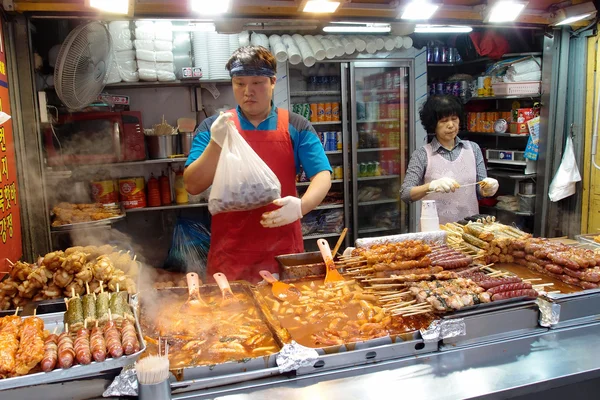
(259, 270, 301, 301)
(318, 238, 345, 286)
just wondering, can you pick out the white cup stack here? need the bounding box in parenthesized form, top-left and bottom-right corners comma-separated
(340, 36, 357, 55)
(420, 200, 440, 232)
(326, 36, 346, 57)
(292, 34, 315, 67)
(282, 35, 302, 65)
(305, 35, 326, 61)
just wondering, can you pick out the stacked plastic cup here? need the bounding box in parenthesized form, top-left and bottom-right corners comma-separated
(420, 200, 440, 232)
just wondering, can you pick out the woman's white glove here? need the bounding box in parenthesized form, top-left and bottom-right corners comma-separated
(261, 197, 303, 228)
(429, 177, 460, 193)
(210, 112, 234, 147)
(480, 178, 499, 197)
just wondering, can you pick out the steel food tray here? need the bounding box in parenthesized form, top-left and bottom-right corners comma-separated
(575, 233, 600, 248)
(0, 307, 145, 391)
(537, 288, 600, 329)
(133, 282, 289, 384)
(50, 213, 126, 232)
(276, 251, 325, 281)
(440, 300, 544, 350)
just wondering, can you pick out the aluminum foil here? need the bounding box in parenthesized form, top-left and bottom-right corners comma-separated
(103, 365, 138, 397)
(276, 341, 319, 373)
(536, 298, 561, 327)
(420, 319, 466, 343)
(356, 231, 447, 248)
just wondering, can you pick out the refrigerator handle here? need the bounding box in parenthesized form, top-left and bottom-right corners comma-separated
(340, 63, 351, 248)
(349, 64, 359, 242)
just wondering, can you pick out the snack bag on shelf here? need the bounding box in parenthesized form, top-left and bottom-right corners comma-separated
(208, 122, 281, 215)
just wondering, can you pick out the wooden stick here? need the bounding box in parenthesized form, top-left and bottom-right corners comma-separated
(369, 283, 407, 288)
(546, 290, 561, 294)
(6, 258, 14, 266)
(33, 308, 37, 317)
(522, 278, 543, 282)
(532, 283, 554, 288)
(402, 309, 433, 317)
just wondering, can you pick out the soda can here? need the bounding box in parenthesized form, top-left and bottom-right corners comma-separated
(317, 103, 326, 122)
(373, 161, 381, 176)
(430, 83, 436, 96)
(317, 131, 324, 147)
(445, 82, 453, 95)
(333, 165, 343, 180)
(331, 102, 340, 121)
(452, 82, 461, 96)
(448, 47, 456, 63)
(427, 47, 433, 63)
(310, 103, 318, 122)
(435, 83, 444, 95)
(324, 103, 332, 121)
(302, 103, 311, 120)
(330, 131, 338, 151)
(359, 163, 368, 177)
(433, 47, 441, 63)
(336, 132, 342, 151)
(441, 47, 449, 63)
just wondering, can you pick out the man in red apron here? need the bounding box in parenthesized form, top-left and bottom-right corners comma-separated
(184, 46, 332, 283)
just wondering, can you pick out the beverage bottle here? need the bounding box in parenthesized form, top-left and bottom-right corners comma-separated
(317, 63, 327, 91)
(147, 173, 161, 207)
(307, 68, 316, 91)
(328, 64, 339, 91)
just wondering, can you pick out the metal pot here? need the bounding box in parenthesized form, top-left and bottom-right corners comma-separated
(180, 132, 195, 156)
(518, 180, 535, 195)
(146, 135, 178, 159)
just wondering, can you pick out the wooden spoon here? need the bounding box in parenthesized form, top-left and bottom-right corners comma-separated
(180, 272, 209, 313)
(259, 270, 301, 301)
(213, 273, 239, 306)
(318, 239, 345, 286)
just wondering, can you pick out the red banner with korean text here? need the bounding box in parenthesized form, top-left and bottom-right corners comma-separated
(0, 18, 23, 275)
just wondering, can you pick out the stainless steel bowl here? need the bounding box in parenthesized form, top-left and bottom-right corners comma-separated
(146, 135, 178, 159)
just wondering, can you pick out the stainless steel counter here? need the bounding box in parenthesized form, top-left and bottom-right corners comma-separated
(5, 323, 600, 399)
(173, 322, 600, 400)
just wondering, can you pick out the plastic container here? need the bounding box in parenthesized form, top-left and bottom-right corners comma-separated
(491, 81, 541, 96)
(518, 193, 536, 213)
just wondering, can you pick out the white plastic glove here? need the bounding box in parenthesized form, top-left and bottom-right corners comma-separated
(210, 112, 234, 147)
(480, 178, 499, 197)
(428, 177, 460, 193)
(261, 196, 303, 228)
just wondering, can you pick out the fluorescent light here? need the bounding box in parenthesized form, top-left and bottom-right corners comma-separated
(401, 1, 439, 20)
(485, 1, 527, 23)
(303, 0, 340, 13)
(556, 13, 594, 25)
(89, 0, 128, 14)
(190, 0, 230, 15)
(171, 22, 216, 32)
(551, 2, 597, 26)
(415, 25, 473, 33)
(323, 23, 391, 33)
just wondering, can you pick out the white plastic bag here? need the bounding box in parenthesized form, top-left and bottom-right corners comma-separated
(548, 136, 581, 202)
(208, 122, 281, 215)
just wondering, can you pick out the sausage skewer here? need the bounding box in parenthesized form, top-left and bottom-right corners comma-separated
(57, 324, 75, 369)
(74, 322, 92, 365)
(120, 319, 140, 355)
(90, 321, 107, 362)
(104, 310, 123, 359)
(41, 327, 59, 372)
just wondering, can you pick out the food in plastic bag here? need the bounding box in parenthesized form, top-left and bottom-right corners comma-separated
(209, 121, 281, 215)
(548, 136, 581, 202)
(163, 218, 210, 277)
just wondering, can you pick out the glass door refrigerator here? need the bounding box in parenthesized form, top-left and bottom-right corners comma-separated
(349, 61, 414, 239)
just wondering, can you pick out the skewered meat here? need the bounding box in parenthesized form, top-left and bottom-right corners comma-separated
(9, 261, 32, 281)
(487, 282, 533, 295)
(373, 256, 431, 271)
(42, 283, 62, 299)
(64, 296, 84, 332)
(42, 251, 65, 271)
(103, 320, 123, 358)
(27, 266, 52, 287)
(107, 270, 127, 292)
(74, 328, 92, 365)
(12, 296, 29, 308)
(14, 316, 45, 375)
(64, 246, 85, 256)
(123, 278, 137, 294)
(0, 316, 22, 377)
(375, 266, 443, 278)
(0, 297, 11, 311)
(17, 280, 41, 298)
(62, 251, 87, 275)
(88, 280, 105, 294)
(57, 331, 75, 369)
(75, 263, 94, 283)
(41, 333, 59, 372)
(64, 278, 85, 297)
(32, 292, 46, 302)
(53, 268, 74, 288)
(0, 277, 19, 296)
(477, 276, 522, 290)
(93, 256, 115, 282)
(120, 319, 140, 355)
(492, 289, 538, 301)
(90, 325, 107, 362)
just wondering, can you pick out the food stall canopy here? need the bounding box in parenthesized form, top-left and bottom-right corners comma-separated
(5, 0, 561, 25)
